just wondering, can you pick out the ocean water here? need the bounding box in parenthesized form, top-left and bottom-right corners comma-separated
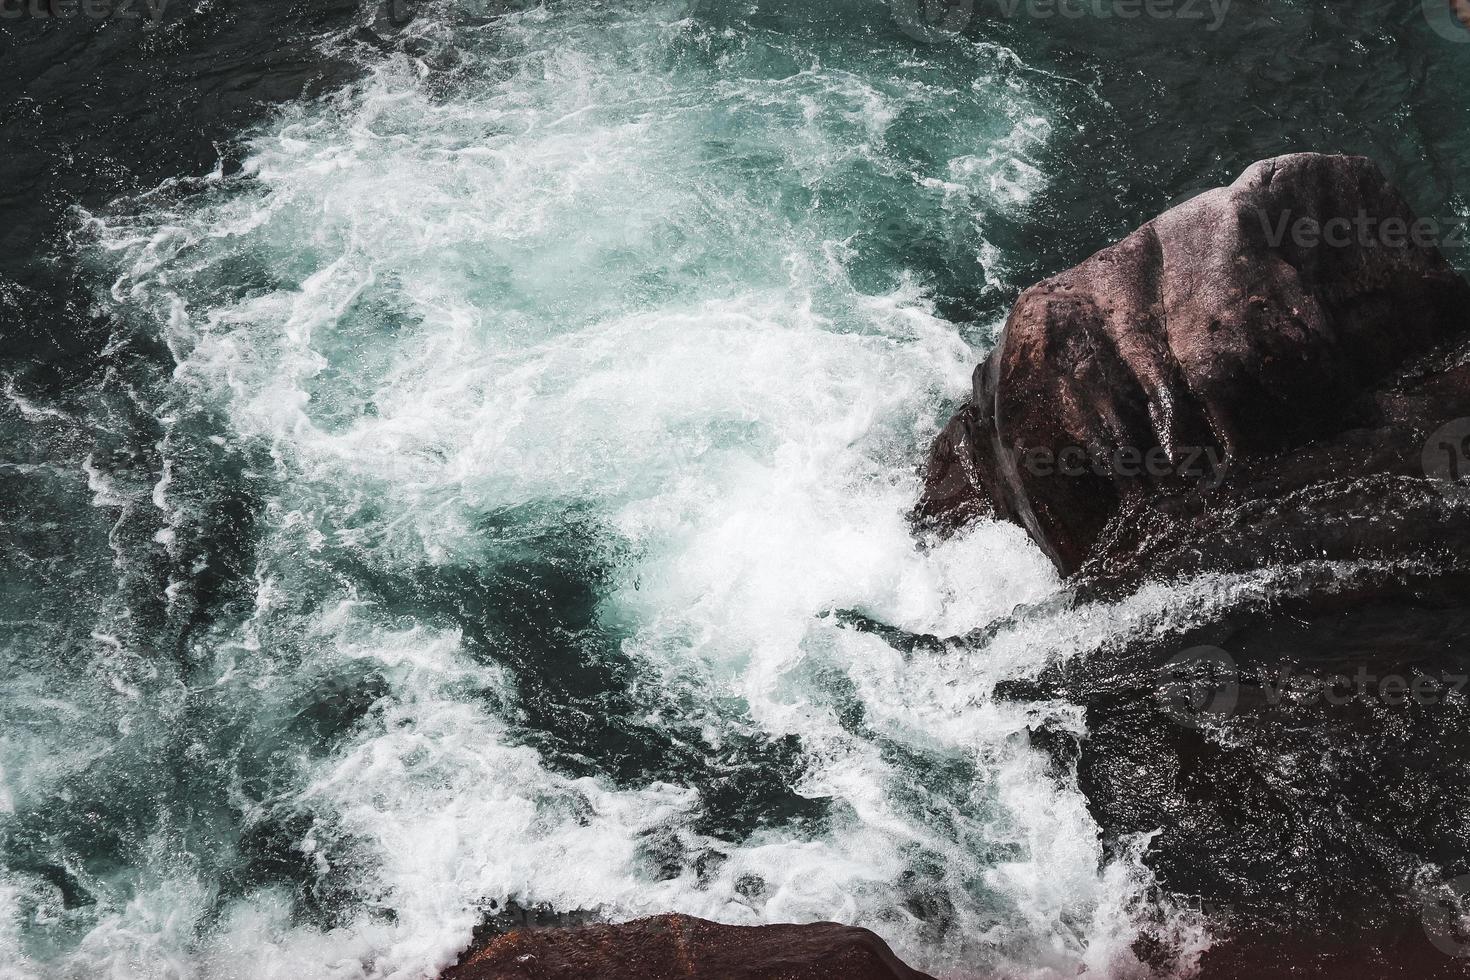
(2, 1, 1469, 978)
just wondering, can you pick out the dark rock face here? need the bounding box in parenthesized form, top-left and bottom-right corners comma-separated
(917, 153, 1470, 577)
(441, 914, 938, 980)
(905, 154, 1470, 978)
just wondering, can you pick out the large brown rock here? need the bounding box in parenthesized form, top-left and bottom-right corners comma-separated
(917, 153, 1470, 576)
(441, 914, 938, 980)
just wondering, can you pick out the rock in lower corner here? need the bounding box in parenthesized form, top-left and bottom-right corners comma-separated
(441, 914, 938, 980)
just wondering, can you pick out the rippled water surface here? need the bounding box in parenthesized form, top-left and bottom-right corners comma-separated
(2, 1, 1469, 977)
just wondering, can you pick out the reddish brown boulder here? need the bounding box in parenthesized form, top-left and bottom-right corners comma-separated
(441, 914, 937, 980)
(917, 153, 1470, 576)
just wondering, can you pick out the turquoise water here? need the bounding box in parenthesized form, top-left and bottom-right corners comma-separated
(2, 1, 1468, 977)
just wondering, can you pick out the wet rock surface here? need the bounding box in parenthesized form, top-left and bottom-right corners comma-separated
(909, 153, 1470, 977)
(917, 152, 1470, 579)
(441, 914, 939, 980)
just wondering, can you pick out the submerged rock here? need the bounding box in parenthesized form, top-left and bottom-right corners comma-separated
(441, 914, 938, 980)
(916, 152, 1470, 579)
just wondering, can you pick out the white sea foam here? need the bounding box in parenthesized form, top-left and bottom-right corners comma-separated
(17, 1, 1225, 978)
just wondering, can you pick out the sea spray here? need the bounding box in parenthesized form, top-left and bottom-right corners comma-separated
(4, 1, 1214, 977)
